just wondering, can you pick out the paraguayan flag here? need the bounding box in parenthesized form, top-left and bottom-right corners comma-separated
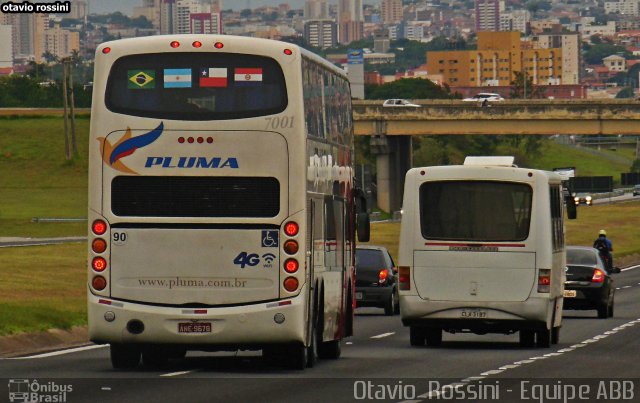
(164, 68, 192, 88)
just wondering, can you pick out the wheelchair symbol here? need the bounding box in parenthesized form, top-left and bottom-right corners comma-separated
(261, 230, 278, 247)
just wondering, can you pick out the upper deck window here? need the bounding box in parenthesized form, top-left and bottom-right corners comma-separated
(420, 181, 533, 242)
(105, 52, 287, 120)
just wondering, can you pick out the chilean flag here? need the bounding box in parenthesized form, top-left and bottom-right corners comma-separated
(234, 68, 263, 86)
(200, 68, 227, 87)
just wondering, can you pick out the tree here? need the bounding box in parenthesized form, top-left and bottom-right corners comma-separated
(366, 78, 454, 100)
(510, 71, 546, 99)
(615, 87, 634, 99)
(631, 159, 640, 172)
(42, 51, 59, 65)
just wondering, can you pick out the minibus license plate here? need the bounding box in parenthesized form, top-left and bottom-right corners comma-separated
(563, 290, 577, 298)
(178, 322, 212, 333)
(460, 309, 487, 319)
(355, 292, 363, 300)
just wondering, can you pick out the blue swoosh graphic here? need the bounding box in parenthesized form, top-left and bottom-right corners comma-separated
(110, 122, 164, 165)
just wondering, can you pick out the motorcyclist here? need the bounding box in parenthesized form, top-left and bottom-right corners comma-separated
(593, 229, 613, 272)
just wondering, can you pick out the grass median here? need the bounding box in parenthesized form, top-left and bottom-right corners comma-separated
(0, 243, 86, 336)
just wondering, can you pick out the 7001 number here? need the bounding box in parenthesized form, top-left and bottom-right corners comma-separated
(265, 116, 294, 130)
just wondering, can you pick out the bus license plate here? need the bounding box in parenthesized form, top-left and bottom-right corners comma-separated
(460, 309, 487, 319)
(178, 322, 212, 333)
(564, 290, 577, 298)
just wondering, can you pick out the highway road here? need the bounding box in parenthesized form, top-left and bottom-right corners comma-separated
(1, 266, 639, 403)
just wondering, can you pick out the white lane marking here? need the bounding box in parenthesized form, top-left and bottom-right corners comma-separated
(0, 344, 107, 359)
(371, 332, 395, 339)
(101, 387, 111, 391)
(622, 264, 640, 271)
(161, 370, 195, 377)
(622, 285, 632, 289)
(346, 341, 353, 345)
(405, 317, 640, 403)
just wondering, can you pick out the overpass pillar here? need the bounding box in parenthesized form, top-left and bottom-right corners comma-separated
(370, 134, 412, 214)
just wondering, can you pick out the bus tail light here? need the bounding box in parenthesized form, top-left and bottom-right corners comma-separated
(92, 257, 107, 272)
(192, 41, 202, 48)
(284, 259, 299, 273)
(592, 269, 605, 283)
(92, 238, 107, 254)
(170, 41, 180, 48)
(214, 42, 224, 49)
(283, 240, 298, 255)
(538, 269, 551, 293)
(284, 221, 299, 236)
(399, 266, 410, 290)
(92, 220, 107, 235)
(284, 48, 293, 55)
(92, 276, 107, 291)
(101, 47, 111, 54)
(283, 277, 298, 292)
(378, 269, 389, 284)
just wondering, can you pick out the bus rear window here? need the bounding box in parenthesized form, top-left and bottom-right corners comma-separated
(105, 52, 287, 120)
(420, 181, 533, 242)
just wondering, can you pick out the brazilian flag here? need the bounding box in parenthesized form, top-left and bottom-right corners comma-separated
(128, 70, 155, 89)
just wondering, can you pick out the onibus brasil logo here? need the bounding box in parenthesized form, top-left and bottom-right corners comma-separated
(98, 122, 164, 174)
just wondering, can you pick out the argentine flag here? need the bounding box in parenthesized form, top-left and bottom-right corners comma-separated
(164, 68, 192, 88)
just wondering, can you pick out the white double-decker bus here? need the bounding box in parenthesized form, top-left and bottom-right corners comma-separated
(87, 35, 369, 369)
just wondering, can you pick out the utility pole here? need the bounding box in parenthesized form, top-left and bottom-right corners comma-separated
(61, 58, 77, 160)
(62, 61, 70, 160)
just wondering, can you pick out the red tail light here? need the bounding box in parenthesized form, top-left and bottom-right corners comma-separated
(92, 220, 107, 235)
(283, 240, 299, 255)
(284, 258, 299, 273)
(92, 238, 107, 254)
(170, 41, 180, 48)
(538, 269, 551, 293)
(378, 269, 389, 284)
(92, 257, 107, 272)
(592, 269, 605, 283)
(214, 42, 224, 49)
(192, 41, 202, 48)
(283, 277, 299, 292)
(284, 221, 299, 236)
(92, 276, 107, 291)
(101, 47, 111, 54)
(399, 266, 410, 290)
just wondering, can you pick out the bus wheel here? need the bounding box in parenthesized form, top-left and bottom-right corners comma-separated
(536, 328, 551, 348)
(551, 326, 560, 344)
(306, 312, 320, 368)
(425, 328, 442, 347)
(142, 347, 169, 368)
(318, 339, 341, 359)
(409, 326, 425, 347)
(519, 330, 535, 347)
(110, 343, 141, 369)
(285, 342, 308, 370)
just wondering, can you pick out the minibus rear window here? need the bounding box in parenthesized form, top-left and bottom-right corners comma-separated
(420, 181, 533, 241)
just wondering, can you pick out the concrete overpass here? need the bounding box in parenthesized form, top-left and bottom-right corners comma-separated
(352, 99, 640, 212)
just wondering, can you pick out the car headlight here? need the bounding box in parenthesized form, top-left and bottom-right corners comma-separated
(574, 197, 579, 201)
(586, 196, 592, 201)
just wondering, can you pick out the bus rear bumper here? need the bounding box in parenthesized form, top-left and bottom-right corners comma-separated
(399, 295, 556, 332)
(88, 293, 306, 347)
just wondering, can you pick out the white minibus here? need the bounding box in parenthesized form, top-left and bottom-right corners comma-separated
(399, 156, 576, 348)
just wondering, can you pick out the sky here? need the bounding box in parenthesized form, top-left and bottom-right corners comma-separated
(87, 0, 378, 15)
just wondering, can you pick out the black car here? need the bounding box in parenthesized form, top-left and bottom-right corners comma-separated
(355, 246, 399, 315)
(633, 185, 640, 196)
(564, 246, 618, 318)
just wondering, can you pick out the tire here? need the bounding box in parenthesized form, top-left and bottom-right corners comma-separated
(393, 289, 400, 315)
(110, 343, 141, 369)
(519, 330, 535, 348)
(383, 291, 395, 316)
(142, 350, 169, 368)
(318, 339, 341, 359)
(551, 326, 560, 345)
(608, 301, 614, 318)
(409, 326, 425, 347)
(307, 313, 319, 368)
(425, 328, 442, 347)
(597, 304, 608, 319)
(285, 342, 308, 370)
(536, 328, 551, 348)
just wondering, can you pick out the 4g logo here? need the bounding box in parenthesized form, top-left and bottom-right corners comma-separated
(233, 252, 277, 268)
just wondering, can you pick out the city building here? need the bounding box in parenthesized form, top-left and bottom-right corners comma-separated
(44, 26, 80, 60)
(532, 33, 581, 85)
(304, 0, 329, 19)
(338, 0, 364, 44)
(0, 25, 13, 68)
(190, 12, 222, 34)
(425, 31, 565, 87)
(160, 0, 177, 34)
(580, 21, 617, 38)
(604, 0, 640, 16)
(603, 54, 627, 72)
(68, 0, 88, 20)
(500, 10, 530, 34)
(475, 0, 500, 32)
(381, 0, 403, 24)
(133, 0, 162, 29)
(2, 13, 48, 63)
(304, 19, 337, 48)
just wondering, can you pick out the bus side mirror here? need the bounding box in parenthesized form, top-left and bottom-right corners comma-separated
(354, 188, 370, 242)
(565, 196, 577, 219)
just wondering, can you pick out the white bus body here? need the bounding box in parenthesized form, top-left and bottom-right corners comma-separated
(399, 157, 571, 348)
(87, 35, 366, 369)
